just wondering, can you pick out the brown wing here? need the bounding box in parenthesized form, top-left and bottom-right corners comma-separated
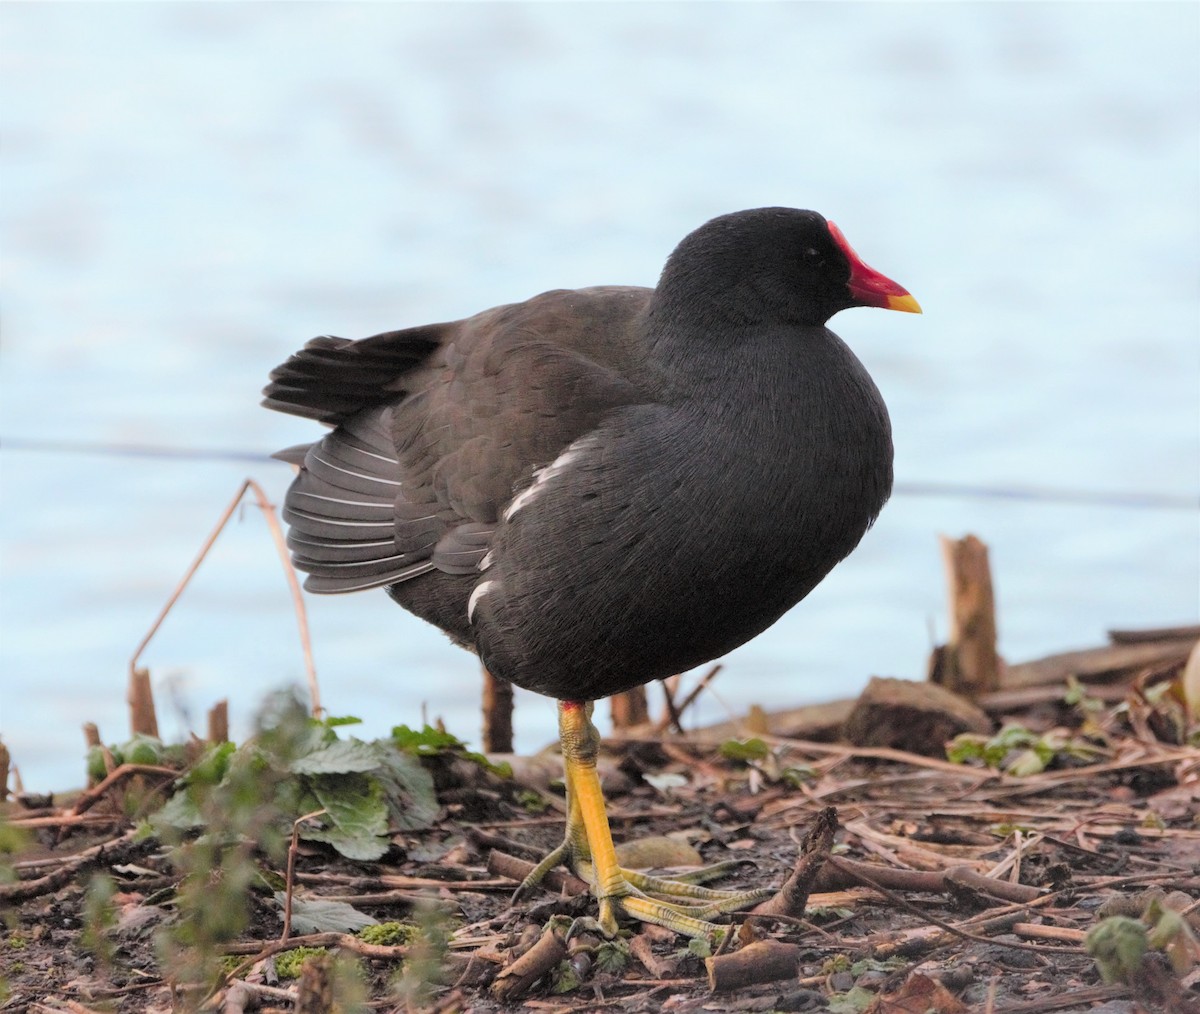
(262, 286, 652, 594)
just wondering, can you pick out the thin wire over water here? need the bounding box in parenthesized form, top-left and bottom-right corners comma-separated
(3, 435, 1195, 511)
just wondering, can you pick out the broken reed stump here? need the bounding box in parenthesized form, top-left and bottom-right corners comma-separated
(481, 667, 514, 753)
(929, 533, 1000, 699)
(706, 940, 802, 992)
(128, 666, 160, 738)
(610, 685, 650, 728)
(479, 666, 649, 750)
(207, 700, 229, 744)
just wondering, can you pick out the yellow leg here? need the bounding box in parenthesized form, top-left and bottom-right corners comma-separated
(513, 699, 772, 939)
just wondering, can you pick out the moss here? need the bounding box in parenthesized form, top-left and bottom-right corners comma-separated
(357, 921, 416, 946)
(6, 935, 26, 950)
(275, 945, 329, 979)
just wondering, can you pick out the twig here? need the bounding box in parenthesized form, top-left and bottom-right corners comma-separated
(481, 666, 514, 753)
(1012, 922, 1087, 944)
(834, 858, 1082, 958)
(207, 700, 229, 744)
(931, 532, 1000, 697)
(71, 763, 179, 816)
(706, 940, 801, 992)
(282, 808, 327, 944)
(486, 849, 589, 897)
(0, 829, 141, 903)
(657, 675, 686, 735)
(491, 922, 568, 1001)
(128, 477, 321, 718)
(653, 664, 723, 735)
(750, 806, 837, 918)
(128, 666, 160, 738)
(810, 855, 1043, 904)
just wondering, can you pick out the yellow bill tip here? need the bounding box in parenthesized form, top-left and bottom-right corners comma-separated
(885, 292, 922, 314)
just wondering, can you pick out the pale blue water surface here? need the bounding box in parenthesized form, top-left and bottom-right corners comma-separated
(2, 3, 1197, 791)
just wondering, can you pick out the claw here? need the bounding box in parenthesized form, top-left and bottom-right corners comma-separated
(512, 701, 773, 938)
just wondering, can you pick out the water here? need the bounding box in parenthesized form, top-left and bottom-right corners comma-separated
(2, 3, 1197, 792)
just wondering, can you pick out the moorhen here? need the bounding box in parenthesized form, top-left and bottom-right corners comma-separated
(263, 207, 919, 936)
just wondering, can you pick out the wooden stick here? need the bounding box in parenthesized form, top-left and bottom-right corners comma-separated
(931, 533, 1000, 698)
(282, 809, 328, 944)
(296, 952, 333, 1014)
(1012, 922, 1087, 943)
(128, 667, 159, 738)
(610, 686, 650, 728)
(751, 806, 838, 918)
(480, 666, 514, 753)
(70, 762, 178, 816)
(706, 940, 801, 992)
(129, 478, 321, 719)
(1108, 624, 1200, 645)
(486, 849, 589, 897)
(655, 664, 723, 734)
(0, 829, 141, 903)
(207, 699, 229, 744)
(491, 923, 568, 1001)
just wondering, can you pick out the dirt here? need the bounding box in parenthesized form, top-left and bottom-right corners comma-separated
(3, 668, 1199, 1014)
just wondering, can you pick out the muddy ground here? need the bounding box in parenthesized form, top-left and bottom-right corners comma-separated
(3, 639, 1198, 1014)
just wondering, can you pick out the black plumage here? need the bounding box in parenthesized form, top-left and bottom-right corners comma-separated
(263, 208, 916, 701)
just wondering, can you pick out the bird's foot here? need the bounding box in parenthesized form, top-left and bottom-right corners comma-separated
(531, 700, 773, 939)
(515, 841, 773, 939)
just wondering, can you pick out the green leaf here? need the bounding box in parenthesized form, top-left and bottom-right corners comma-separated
(827, 986, 877, 1013)
(392, 724, 466, 755)
(946, 733, 988, 764)
(305, 773, 390, 861)
(719, 737, 769, 763)
(122, 734, 165, 766)
(1006, 748, 1048, 777)
(551, 958, 582, 993)
(595, 939, 629, 975)
(188, 741, 237, 786)
(373, 747, 439, 831)
(149, 788, 204, 832)
(320, 715, 363, 728)
(290, 738, 382, 775)
(278, 894, 378, 934)
(1087, 916, 1148, 984)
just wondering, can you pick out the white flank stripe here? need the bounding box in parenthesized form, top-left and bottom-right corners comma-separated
(467, 580, 496, 622)
(501, 435, 596, 522)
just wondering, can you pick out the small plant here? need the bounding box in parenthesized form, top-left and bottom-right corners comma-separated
(719, 737, 770, 763)
(390, 904, 455, 1008)
(1087, 896, 1199, 985)
(80, 873, 118, 972)
(0, 819, 30, 892)
(515, 788, 549, 813)
(276, 945, 329, 979)
(153, 693, 308, 1006)
(719, 737, 815, 788)
(154, 696, 439, 863)
(392, 723, 513, 778)
(947, 723, 1107, 776)
(358, 920, 417, 946)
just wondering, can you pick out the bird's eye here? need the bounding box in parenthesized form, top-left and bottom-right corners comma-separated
(800, 248, 826, 269)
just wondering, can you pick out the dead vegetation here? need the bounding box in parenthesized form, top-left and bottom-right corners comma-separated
(2, 621, 1197, 1013)
(1, 493, 1197, 1012)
